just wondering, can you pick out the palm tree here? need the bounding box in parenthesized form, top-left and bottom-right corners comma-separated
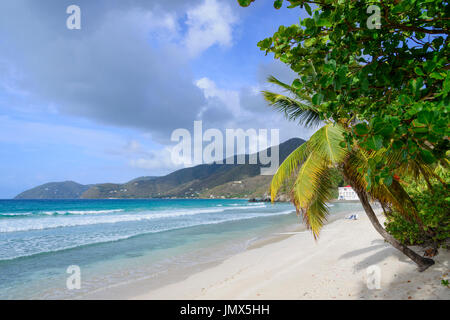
(264, 76, 435, 271)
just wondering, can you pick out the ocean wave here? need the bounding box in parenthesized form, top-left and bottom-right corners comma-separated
(0, 204, 265, 219)
(0, 209, 125, 218)
(0, 233, 138, 261)
(0, 208, 295, 261)
(0, 206, 287, 233)
(0, 212, 33, 217)
(40, 209, 125, 215)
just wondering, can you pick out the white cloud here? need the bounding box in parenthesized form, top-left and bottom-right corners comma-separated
(129, 146, 181, 171)
(184, 0, 238, 57)
(0, 0, 242, 143)
(196, 77, 240, 117)
(194, 63, 318, 144)
(0, 2, 207, 143)
(123, 140, 143, 154)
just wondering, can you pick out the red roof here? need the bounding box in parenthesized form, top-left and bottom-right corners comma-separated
(345, 185, 352, 188)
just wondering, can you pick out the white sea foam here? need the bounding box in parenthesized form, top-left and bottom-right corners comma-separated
(0, 209, 125, 217)
(0, 212, 33, 216)
(0, 206, 289, 233)
(40, 209, 125, 215)
(0, 208, 295, 261)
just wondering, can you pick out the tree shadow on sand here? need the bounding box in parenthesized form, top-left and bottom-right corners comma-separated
(339, 239, 411, 272)
(340, 240, 449, 299)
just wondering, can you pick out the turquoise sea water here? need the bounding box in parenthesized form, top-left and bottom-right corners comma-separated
(0, 199, 363, 299)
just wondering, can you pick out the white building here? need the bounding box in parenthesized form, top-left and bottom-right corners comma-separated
(338, 185, 359, 200)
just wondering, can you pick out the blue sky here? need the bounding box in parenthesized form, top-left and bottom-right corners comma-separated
(0, 0, 314, 198)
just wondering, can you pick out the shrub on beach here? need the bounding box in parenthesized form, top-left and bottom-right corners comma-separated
(385, 174, 450, 249)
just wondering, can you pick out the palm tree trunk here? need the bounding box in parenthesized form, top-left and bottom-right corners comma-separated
(354, 188, 435, 272)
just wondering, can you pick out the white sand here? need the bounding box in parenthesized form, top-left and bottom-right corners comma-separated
(133, 211, 450, 300)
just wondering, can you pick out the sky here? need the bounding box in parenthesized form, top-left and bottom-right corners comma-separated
(0, 0, 315, 198)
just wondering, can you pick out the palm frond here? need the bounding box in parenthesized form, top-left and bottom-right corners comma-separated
(290, 151, 326, 209)
(385, 149, 436, 183)
(263, 91, 321, 128)
(266, 76, 312, 103)
(344, 149, 420, 224)
(270, 142, 310, 201)
(271, 123, 348, 238)
(307, 124, 347, 165)
(292, 165, 336, 238)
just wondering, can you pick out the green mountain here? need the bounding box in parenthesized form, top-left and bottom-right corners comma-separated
(14, 138, 305, 199)
(14, 181, 91, 199)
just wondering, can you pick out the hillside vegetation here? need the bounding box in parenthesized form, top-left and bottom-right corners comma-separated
(15, 138, 305, 199)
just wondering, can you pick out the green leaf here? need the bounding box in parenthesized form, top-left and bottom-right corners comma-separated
(414, 67, 425, 76)
(274, 0, 283, 9)
(292, 79, 302, 89)
(443, 71, 450, 95)
(257, 38, 272, 50)
(399, 94, 412, 105)
(392, 140, 403, 150)
(304, 18, 315, 30)
(312, 93, 324, 105)
(430, 72, 445, 80)
(420, 149, 435, 164)
(238, 0, 253, 7)
(316, 17, 331, 27)
(416, 110, 433, 126)
(371, 118, 394, 138)
(304, 3, 312, 15)
(383, 175, 393, 186)
(412, 126, 429, 134)
(325, 59, 336, 72)
(366, 135, 383, 150)
(391, 2, 405, 14)
(361, 77, 369, 92)
(354, 123, 369, 136)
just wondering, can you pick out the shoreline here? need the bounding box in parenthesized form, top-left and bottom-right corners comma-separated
(127, 209, 449, 300)
(80, 206, 359, 300)
(79, 209, 301, 300)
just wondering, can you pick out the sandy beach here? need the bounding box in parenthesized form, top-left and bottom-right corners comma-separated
(132, 210, 450, 300)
